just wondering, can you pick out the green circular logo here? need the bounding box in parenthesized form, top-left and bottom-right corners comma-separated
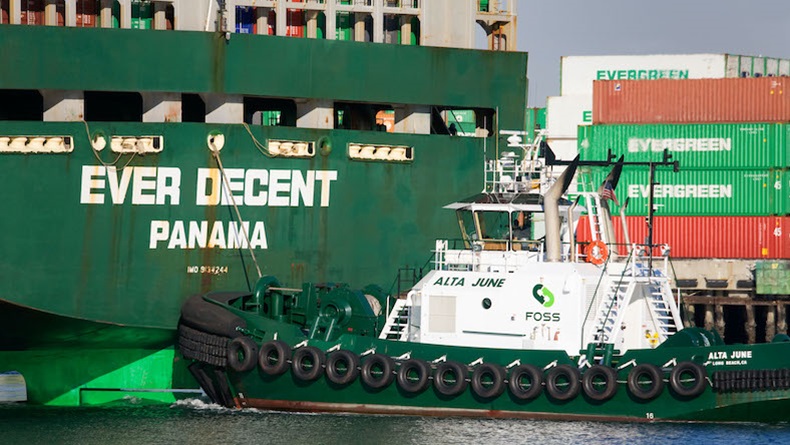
(532, 284, 555, 308)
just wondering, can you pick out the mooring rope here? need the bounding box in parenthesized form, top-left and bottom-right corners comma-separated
(82, 120, 137, 169)
(211, 145, 263, 279)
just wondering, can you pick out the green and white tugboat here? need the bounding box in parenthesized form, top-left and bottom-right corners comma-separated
(178, 135, 790, 422)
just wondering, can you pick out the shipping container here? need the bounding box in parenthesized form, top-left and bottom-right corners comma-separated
(561, 54, 728, 96)
(131, 0, 152, 29)
(561, 54, 790, 96)
(445, 110, 475, 136)
(76, 0, 98, 28)
(593, 77, 790, 124)
(546, 138, 578, 162)
(21, 0, 43, 25)
(576, 216, 790, 259)
(756, 261, 790, 294)
(581, 167, 789, 216)
(236, 6, 255, 34)
(1, 0, 8, 24)
(546, 95, 592, 138)
(286, 0, 304, 37)
(578, 123, 790, 169)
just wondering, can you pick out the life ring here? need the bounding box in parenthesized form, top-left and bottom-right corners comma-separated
(585, 240, 609, 265)
(545, 364, 581, 401)
(360, 354, 396, 390)
(396, 359, 431, 393)
(433, 361, 468, 397)
(227, 336, 258, 373)
(325, 349, 360, 386)
(582, 365, 618, 401)
(507, 364, 543, 400)
(470, 363, 506, 399)
(258, 340, 291, 376)
(291, 346, 325, 381)
(627, 363, 664, 400)
(669, 361, 707, 398)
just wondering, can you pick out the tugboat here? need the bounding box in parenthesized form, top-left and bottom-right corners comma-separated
(178, 134, 790, 422)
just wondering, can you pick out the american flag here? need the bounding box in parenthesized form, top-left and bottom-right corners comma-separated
(601, 179, 618, 204)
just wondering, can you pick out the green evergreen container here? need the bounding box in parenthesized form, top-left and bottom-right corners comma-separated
(131, 0, 152, 29)
(578, 123, 790, 169)
(756, 261, 790, 294)
(582, 167, 789, 216)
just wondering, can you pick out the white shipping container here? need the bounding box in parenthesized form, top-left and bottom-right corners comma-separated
(561, 53, 790, 96)
(560, 53, 729, 96)
(545, 138, 578, 162)
(546, 95, 592, 138)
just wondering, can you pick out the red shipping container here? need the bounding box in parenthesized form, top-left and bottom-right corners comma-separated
(267, 9, 275, 35)
(56, 0, 64, 26)
(1, 0, 9, 24)
(593, 77, 790, 124)
(21, 0, 43, 25)
(576, 215, 790, 259)
(76, 0, 97, 28)
(286, 10, 304, 37)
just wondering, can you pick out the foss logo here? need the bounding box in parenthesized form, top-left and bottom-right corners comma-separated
(527, 284, 560, 322)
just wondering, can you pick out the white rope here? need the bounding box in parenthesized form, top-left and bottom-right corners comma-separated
(212, 148, 263, 279)
(82, 120, 137, 169)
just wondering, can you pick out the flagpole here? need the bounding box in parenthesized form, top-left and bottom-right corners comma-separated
(647, 161, 655, 276)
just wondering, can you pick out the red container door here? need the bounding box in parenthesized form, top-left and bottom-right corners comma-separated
(577, 216, 790, 259)
(2, 0, 9, 24)
(286, 10, 304, 37)
(76, 0, 98, 27)
(56, 0, 64, 26)
(21, 0, 43, 25)
(593, 78, 790, 124)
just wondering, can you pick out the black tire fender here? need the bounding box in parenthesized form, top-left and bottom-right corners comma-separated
(582, 365, 618, 401)
(360, 354, 396, 390)
(325, 349, 360, 386)
(227, 336, 258, 373)
(470, 363, 506, 399)
(669, 361, 707, 398)
(433, 360, 468, 397)
(257, 340, 291, 376)
(507, 364, 543, 400)
(627, 363, 664, 400)
(545, 364, 581, 401)
(291, 346, 325, 382)
(396, 359, 430, 393)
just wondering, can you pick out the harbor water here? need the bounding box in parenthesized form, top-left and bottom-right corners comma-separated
(1, 399, 789, 445)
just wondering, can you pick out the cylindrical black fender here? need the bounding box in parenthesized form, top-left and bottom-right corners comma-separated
(257, 340, 291, 376)
(470, 363, 506, 399)
(227, 336, 257, 373)
(545, 364, 581, 401)
(582, 365, 618, 401)
(627, 363, 664, 400)
(291, 346, 325, 382)
(669, 361, 707, 398)
(396, 359, 430, 393)
(507, 364, 543, 400)
(360, 354, 396, 390)
(325, 349, 360, 386)
(433, 360, 468, 397)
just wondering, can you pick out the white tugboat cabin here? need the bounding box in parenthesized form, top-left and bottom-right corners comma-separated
(380, 137, 683, 357)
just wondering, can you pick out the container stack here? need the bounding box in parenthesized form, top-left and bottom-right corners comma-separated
(576, 77, 790, 260)
(544, 54, 790, 161)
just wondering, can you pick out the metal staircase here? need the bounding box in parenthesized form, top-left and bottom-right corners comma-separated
(585, 260, 682, 348)
(378, 298, 410, 341)
(589, 275, 635, 344)
(644, 277, 682, 341)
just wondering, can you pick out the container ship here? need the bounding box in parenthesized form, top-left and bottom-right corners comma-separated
(0, 0, 524, 405)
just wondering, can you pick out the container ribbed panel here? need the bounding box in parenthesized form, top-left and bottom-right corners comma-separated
(577, 216, 790, 259)
(593, 77, 790, 124)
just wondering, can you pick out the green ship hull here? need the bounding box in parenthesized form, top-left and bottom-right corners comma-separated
(0, 24, 529, 405)
(178, 284, 790, 423)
